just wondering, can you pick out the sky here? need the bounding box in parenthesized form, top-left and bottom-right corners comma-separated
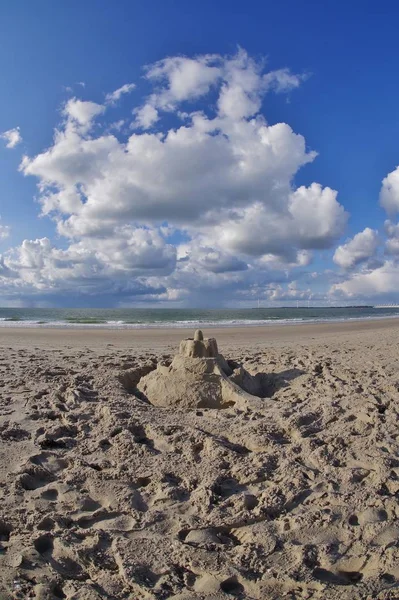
(1, 0, 399, 307)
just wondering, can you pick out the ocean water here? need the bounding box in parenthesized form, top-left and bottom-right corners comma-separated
(0, 306, 397, 329)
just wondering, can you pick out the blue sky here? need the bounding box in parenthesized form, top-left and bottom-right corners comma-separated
(1, 0, 399, 306)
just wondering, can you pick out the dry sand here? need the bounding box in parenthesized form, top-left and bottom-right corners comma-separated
(1, 319, 399, 599)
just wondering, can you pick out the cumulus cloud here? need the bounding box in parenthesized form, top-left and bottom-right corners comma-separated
(331, 219, 399, 300)
(337, 169, 399, 300)
(211, 184, 347, 262)
(3, 49, 349, 304)
(266, 282, 313, 302)
(63, 98, 105, 128)
(380, 166, 399, 215)
(145, 53, 222, 109)
(150, 255, 262, 305)
(217, 50, 265, 120)
(384, 220, 399, 255)
(177, 242, 248, 274)
(134, 48, 306, 127)
(331, 260, 399, 299)
(333, 227, 379, 269)
(0, 255, 16, 279)
(133, 104, 159, 129)
(258, 250, 313, 269)
(3, 228, 174, 298)
(105, 83, 136, 104)
(1, 127, 22, 148)
(21, 111, 343, 254)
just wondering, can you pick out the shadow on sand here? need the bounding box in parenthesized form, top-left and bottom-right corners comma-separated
(253, 367, 306, 397)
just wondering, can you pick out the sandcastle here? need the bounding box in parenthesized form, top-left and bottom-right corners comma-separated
(137, 330, 265, 409)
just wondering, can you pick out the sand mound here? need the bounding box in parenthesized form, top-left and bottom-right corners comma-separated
(137, 330, 265, 409)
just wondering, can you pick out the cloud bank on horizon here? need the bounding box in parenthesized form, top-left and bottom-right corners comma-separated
(1, 48, 399, 307)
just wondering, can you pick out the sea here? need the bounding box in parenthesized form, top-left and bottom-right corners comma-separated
(0, 306, 397, 329)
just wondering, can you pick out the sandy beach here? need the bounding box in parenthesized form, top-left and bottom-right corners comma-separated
(0, 316, 398, 351)
(1, 318, 399, 599)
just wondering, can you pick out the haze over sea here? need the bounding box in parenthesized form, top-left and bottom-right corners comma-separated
(0, 306, 398, 329)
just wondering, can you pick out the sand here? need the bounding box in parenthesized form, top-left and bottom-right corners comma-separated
(1, 318, 399, 599)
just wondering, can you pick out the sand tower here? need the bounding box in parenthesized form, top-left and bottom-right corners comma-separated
(137, 330, 264, 409)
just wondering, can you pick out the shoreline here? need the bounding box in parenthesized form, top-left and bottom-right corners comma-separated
(1, 315, 399, 351)
(0, 311, 398, 330)
(0, 310, 398, 333)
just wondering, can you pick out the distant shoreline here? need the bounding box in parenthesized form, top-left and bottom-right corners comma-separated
(0, 305, 378, 310)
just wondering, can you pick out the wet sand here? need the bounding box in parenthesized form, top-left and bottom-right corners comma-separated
(0, 316, 398, 351)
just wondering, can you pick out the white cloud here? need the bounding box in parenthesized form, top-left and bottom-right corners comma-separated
(211, 183, 347, 261)
(105, 83, 136, 104)
(21, 114, 335, 255)
(289, 184, 347, 248)
(331, 221, 399, 299)
(135, 49, 305, 127)
(1, 127, 22, 148)
(333, 227, 379, 269)
(71, 227, 176, 274)
(133, 104, 159, 129)
(380, 166, 399, 214)
(384, 220, 399, 238)
(145, 54, 222, 109)
(177, 242, 248, 273)
(3, 228, 175, 296)
(63, 98, 105, 128)
(217, 49, 264, 120)
(385, 238, 399, 255)
(263, 68, 308, 93)
(2, 49, 349, 304)
(384, 220, 399, 255)
(0, 219, 10, 240)
(331, 260, 399, 299)
(108, 120, 126, 133)
(258, 249, 312, 269)
(266, 281, 313, 302)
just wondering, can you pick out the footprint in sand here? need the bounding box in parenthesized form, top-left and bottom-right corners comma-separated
(16, 452, 68, 491)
